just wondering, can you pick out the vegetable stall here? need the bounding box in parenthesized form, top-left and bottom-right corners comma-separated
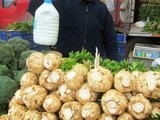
(0, 49, 160, 120)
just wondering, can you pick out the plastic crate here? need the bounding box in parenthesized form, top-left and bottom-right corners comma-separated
(117, 34, 126, 55)
(117, 34, 126, 43)
(117, 54, 125, 62)
(0, 31, 16, 41)
(118, 43, 126, 55)
(0, 31, 48, 51)
(0, 31, 32, 41)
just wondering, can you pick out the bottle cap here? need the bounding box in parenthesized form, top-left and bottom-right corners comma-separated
(44, 0, 52, 3)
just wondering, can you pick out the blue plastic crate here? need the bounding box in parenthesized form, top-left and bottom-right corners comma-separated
(117, 54, 125, 62)
(0, 31, 48, 51)
(0, 31, 8, 41)
(19, 31, 32, 40)
(118, 43, 126, 55)
(0, 31, 21, 40)
(10, 31, 20, 38)
(0, 31, 28, 40)
(117, 34, 126, 43)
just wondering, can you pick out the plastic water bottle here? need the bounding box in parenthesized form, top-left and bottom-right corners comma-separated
(33, 0, 59, 45)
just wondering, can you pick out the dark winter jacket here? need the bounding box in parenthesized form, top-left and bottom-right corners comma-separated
(28, 0, 118, 60)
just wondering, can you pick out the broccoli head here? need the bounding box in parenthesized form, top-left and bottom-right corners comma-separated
(0, 39, 5, 44)
(18, 50, 36, 69)
(0, 43, 15, 65)
(7, 37, 31, 58)
(0, 104, 8, 115)
(0, 76, 18, 104)
(0, 64, 12, 77)
(13, 68, 27, 87)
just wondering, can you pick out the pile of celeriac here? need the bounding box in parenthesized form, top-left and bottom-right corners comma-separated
(0, 50, 160, 120)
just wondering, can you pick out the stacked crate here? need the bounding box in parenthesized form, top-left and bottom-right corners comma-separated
(0, 31, 48, 51)
(117, 34, 126, 61)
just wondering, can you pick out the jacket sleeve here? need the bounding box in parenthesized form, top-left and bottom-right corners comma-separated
(28, 0, 43, 16)
(103, 9, 118, 61)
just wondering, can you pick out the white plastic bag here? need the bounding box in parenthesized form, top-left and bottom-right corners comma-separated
(104, 0, 115, 12)
(152, 58, 160, 67)
(135, 21, 146, 29)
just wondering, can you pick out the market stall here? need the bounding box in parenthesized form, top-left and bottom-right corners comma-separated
(0, 49, 160, 120)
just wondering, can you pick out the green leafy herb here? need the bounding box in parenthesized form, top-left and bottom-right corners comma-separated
(7, 21, 33, 33)
(101, 59, 121, 75)
(151, 113, 160, 120)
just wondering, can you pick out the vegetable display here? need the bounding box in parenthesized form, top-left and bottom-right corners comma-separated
(0, 37, 41, 115)
(139, 1, 160, 33)
(143, 19, 160, 33)
(0, 49, 160, 120)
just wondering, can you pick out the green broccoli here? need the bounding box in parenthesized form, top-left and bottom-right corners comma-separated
(0, 104, 8, 115)
(9, 57, 18, 70)
(0, 39, 5, 44)
(0, 76, 18, 104)
(0, 43, 16, 65)
(0, 64, 12, 77)
(18, 50, 36, 69)
(7, 37, 31, 58)
(7, 21, 33, 33)
(13, 68, 27, 87)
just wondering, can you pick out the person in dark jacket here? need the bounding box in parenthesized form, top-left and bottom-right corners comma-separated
(28, 0, 118, 61)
